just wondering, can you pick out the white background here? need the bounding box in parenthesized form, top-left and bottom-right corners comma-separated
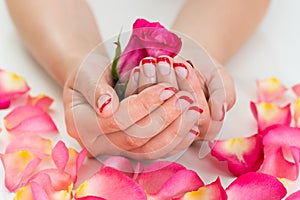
(0, 0, 300, 199)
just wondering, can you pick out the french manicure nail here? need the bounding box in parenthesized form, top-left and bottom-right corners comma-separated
(160, 87, 178, 101)
(98, 94, 112, 113)
(174, 62, 188, 80)
(175, 96, 194, 111)
(189, 125, 200, 136)
(157, 56, 171, 75)
(142, 57, 156, 77)
(185, 132, 196, 141)
(186, 106, 203, 121)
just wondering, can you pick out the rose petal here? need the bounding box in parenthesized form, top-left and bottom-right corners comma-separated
(138, 161, 186, 194)
(261, 125, 300, 180)
(75, 167, 146, 200)
(209, 134, 264, 176)
(30, 182, 49, 200)
(148, 169, 204, 199)
(64, 147, 87, 183)
(256, 77, 287, 102)
(0, 150, 41, 192)
(14, 184, 34, 200)
(292, 83, 300, 97)
(52, 141, 69, 171)
(4, 105, 58, 134)
(5, 134, 52, 158)
(226, 172, 287, 200)
(294, 98, 300, 127)
(102, 156, 135, 177)
(250, 102, 291, 131)
(76, 197, 105, 200)
(0, 69, 30, 109)
(286, 190, 300, 200)
(178, 177, 227, 200)
(27, 94, 53, 111)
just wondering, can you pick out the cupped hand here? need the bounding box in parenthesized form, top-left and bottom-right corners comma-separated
(63, 47, 202, 160)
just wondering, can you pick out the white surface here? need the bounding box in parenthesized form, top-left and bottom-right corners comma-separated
(0, 0, 300, 199)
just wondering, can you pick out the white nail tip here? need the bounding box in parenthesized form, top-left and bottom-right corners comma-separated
(175, 67, 187, 80)
(157, 62, 170, 75)
(143, 64, 156, 77)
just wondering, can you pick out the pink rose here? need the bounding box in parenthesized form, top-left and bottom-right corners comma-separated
(117, 18, 182, 82)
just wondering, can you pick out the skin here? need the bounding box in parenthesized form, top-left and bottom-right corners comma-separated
(6, 0, 270, 159)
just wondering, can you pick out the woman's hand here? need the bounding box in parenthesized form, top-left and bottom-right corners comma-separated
(125, 55, 236, 142)
(63, 48, 203, 160)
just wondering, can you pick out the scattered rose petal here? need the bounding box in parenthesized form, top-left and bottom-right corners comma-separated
(0, 69, 30, 109)
(138, 161, 186, 194)
(5, 134, 52, 158)
(294, 98, 300, 127)
(75, 167, 146, 200)
(209, 134, 264, 176)
(292, 83, 300, 97)
(286, 190, 300, 200)
(27, 94, 53, 111)
(102, 156, 134, 177)
(148, 169, 204, 199)
(261, 125, 300, 180)
(0, 150, 41, 192)
(250, 101, 291, 131)
(226, 172, 287, 200)
(138, 161, 204, 199)
(4, 105, 58, 134)
(178, 177, 227, 200)
(52, 141, 86, 182)
(256, 77, 287, 102)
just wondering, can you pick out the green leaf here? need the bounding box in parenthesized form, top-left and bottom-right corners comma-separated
(111, 32, 122, 83)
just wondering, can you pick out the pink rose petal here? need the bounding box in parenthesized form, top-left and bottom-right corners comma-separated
(178, 177, 227, 200)
(226, 172, 287, 200)
(4, 105, 58, 134)
(286, 190, 300, 200)
(102, 156, 134, 177)
(209, 134, 264, 176)
(0, 150, 41, 192)
(256, 77, 287, 102)
(76, 197, 105, 200)
(75, 167, 146, 200)
(52, 141, 69, 171)
(293, 98, 300, 127)
(0, 69, 30, 109)
(64, 147, 87, 183)
(27, 94, 53, 111)
(5, 134, 52, 158)
(148, 169, 204, 199)
(138, 161, 186, 194)
(292, 83, 300, 97)
(261, 125, 300, 180)
(250, 101, 291, 131)
(30, 181, 49, 200)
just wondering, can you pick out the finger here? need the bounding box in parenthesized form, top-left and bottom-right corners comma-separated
(97, 83, 177, 133)
(163, 125, 199, 158)
(207, 64, 236, 122)
(138, 57, 157, 92)
(63, 88, 122, 156)
(124, 67, 140, 97)
(122, 90, 194, 138)
(174, 61, 211, 135)
(156, 56, 178, 88)
(129, 104, 203, 160)
(70, 49, 120, 118)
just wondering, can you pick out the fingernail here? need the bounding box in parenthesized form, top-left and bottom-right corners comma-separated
(189, 125, 200, 136)
(142, 57, 156, 77)
(175, 96, 194, 111)
(174, 62, 188, 80)
(157, 56, 171, 75)
(97, 94, 112, 113)
(160, 87, 178, 101)
(133, 68, 140, 82)
(186, 106, 203, 121)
